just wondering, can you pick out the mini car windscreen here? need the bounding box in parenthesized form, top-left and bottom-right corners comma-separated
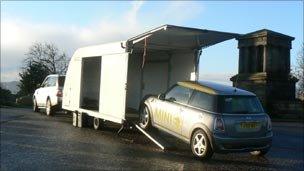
(165, 85, 193, 104)
(220, 96, 264, 114)
(58, 76, 65, 87)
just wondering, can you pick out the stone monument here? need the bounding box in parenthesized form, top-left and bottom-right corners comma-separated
(230, 29, 301, 115)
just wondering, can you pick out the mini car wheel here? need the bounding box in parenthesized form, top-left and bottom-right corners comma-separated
(93, 117, 103, 130)
(139, 105, 151, 130)
(33, 98, 39, 112)
(46, 99, 53, 116)
(250, 149, 269, 156)
(191, 129, 213, 160)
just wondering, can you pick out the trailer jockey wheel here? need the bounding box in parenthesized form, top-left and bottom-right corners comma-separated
(93, 117, 103, 130)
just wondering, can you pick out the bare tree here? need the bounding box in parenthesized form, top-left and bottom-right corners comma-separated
(24, 42, 69, 74)
(294, 44, 304, 100)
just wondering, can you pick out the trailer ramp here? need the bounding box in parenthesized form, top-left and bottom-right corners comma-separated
(124, 113, 172, 151)
(134, 123, 166, 150)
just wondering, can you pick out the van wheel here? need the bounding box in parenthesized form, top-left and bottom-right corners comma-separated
(191, 129, 213, 160)
(93, 117, 103, 130)
(139, 105, 151, 130)
(33, 98, 39, 112)
(46, 99, 53, 116)
(250, 149, 269, 156)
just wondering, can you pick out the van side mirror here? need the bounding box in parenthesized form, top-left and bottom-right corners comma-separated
(158, 93, 165, 100)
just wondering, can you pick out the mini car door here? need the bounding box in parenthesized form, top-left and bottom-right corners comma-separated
(181, 90, 217, 137)
(154, 85, 193, 135)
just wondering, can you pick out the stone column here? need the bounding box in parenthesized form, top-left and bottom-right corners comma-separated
(239, 47, 244, 73)
(263, 45, 267, 72)
(243, 48, 249, 73)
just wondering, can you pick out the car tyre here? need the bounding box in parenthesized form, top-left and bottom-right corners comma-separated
(93, 117, 103, 130)
(191, 129, 213, 160)
(46, 99, 53, 116)
(139, 105, 151, 130)
(33, 98, 39, 112)
(250, 148, 270, 156)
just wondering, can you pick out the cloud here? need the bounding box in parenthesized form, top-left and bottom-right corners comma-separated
(125, 1, 144, 27)
(1, 1, 205, 82)
(144, 1, 203, 27)
(1, 3, 145, 82)
(0, 70, 20, 83)
(161, 1, 204, 24)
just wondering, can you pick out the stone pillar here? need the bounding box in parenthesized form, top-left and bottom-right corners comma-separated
(230, 29, 298, 115)
(239, 47, 244, 73)
(263, 45, 267, 72)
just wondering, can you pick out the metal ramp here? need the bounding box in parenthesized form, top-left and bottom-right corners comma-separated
(123, 113, 172, 151)
(134, 123, 166, 150)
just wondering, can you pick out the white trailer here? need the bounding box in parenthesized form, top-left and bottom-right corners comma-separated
(62, 25, 237, 132)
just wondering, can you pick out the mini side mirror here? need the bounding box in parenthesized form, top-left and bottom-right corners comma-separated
(37, 83, 41, 88)
(168, 97, 176, 102)
(158, 93, 165, 100)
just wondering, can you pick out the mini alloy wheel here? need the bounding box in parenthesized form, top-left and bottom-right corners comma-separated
(139, 106, 151, 130)
(250, 149, 269, 156)
(191, 129, 213, 159)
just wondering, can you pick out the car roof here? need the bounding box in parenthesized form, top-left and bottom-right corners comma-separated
(178, 80, 256, 96)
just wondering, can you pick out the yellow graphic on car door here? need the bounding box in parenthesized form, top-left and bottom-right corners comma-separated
(153, 99, 182, 134)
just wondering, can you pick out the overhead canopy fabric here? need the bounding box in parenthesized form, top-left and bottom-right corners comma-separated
(128, 25, 240, 51)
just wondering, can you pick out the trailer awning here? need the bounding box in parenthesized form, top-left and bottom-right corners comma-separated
(128, 25, 240, 51)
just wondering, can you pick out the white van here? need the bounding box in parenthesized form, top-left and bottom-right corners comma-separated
(62, 25, 238, 129)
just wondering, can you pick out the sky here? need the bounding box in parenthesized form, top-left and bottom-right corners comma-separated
(1, 1, 303, 85)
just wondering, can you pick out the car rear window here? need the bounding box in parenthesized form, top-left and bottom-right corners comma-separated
(58, 76, 65, 87)
(220, 96, 264, 114)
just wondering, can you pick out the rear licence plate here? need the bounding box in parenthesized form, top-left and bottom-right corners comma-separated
(240, 122, 258, 129)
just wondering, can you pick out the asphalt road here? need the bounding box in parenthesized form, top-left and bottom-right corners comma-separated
(1, 107, 303, 171)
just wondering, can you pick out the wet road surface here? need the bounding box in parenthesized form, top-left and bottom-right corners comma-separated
(1, 107, 303, 170)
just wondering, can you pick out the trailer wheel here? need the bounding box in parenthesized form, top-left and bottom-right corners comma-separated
(93, 117, 103, 130)
(139, 105, 151, 130)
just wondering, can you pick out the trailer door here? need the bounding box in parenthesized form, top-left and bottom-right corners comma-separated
(99, 53, 129, 124)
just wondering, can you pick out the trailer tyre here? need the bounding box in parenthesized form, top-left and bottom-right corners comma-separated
(139, 105, 151, 130)
(93, 117, 103, 130)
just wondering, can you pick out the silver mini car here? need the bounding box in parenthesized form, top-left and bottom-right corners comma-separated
(139, 81, 272, 159)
